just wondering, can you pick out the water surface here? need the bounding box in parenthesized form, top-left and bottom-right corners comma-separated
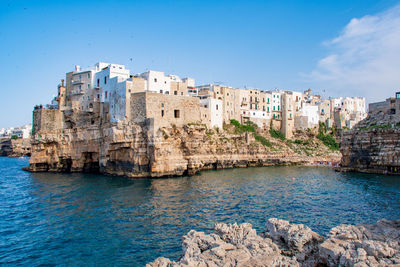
(0, 157, 399, 265)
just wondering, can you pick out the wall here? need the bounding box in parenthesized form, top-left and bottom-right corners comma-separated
(32, 109, 62, 136)
(130, 92, 202, 129)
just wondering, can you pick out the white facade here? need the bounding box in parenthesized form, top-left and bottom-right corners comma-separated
(300, 104, 320, 127)
(271, 91, 281, 112)
(140, 70, 174, 94)
(201, 98, 223, 129)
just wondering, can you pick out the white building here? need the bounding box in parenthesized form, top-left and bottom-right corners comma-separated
(139, 70, 175, 95)
(200, 97, 223, 129)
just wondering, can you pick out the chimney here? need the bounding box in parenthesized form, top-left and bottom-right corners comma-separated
(61, 79, 65, 87)
(75, 65, 81, 71)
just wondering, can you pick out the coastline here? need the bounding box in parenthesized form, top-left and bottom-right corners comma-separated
(23, 154, 341, 178)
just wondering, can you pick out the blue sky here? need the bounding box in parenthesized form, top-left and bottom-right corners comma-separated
(1, 0, 399, 128)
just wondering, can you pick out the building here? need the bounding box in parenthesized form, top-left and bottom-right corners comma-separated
(369, 92, 400, 117)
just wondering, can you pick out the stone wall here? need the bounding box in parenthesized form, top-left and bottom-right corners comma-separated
(130, 92, 203, 129)
(32, 109, 62, 136)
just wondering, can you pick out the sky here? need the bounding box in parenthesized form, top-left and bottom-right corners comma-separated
(0, 0, 399, 128)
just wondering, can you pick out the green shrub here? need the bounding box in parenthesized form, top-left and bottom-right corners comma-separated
(255, 134, 273, 147)
(269, 128, 285, 140)
(317, 132, 339, 150)
(230, 119, 256, 133)
(294, 139, 303, 145)
(11, 135, 18, 140)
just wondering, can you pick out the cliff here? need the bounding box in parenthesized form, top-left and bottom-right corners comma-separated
(0, 138, 31, 157)
(340, 111, 400, 174)
(26, 109, 340, 177)
(147, 218, 400, 267)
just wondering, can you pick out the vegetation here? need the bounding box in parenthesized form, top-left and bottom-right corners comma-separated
(11, 135, 18, 140)
(317, 122, 339, 150)
(254, 134, 273, 147)
(230, 119, 256, 133)
(359, 123, 393, 131)
(269, 121, 285, 140)
(230, 120, 272, 147)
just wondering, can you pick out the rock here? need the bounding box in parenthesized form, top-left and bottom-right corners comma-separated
(263, 218, 324, 265)
(27, 111, 341, 177)
(147, 219, 400, 267)
(340, 111, 400, 175)
(318, 219, 400, 266)
(0, 137, 31, 157)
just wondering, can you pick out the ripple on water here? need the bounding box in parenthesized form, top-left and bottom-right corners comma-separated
(0, 158, 399, 265)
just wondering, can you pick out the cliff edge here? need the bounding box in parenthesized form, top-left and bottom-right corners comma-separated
(25, 109, 340, 177)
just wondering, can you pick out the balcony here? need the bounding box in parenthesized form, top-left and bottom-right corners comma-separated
(71, 79, 84, 85)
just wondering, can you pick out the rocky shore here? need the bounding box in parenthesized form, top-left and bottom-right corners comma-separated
(147, 218, 400, 267)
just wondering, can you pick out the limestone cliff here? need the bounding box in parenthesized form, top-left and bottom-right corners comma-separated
(340, 111, 400, 175)
(147, 218, 400, 266)
(26, 109, 340, 177)
(0, 138, 31, 157)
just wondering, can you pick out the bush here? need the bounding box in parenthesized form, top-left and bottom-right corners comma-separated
(11, 135, 18, 140)
(317, 132, 339, 150)
(294, 139, 303, 145)
(255, 134, 273, 147)
(230, 119, 256, 133)
(269, 128, 285, 140)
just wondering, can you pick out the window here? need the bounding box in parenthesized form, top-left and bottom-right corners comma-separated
(97, 79, 100, 87)
(181, 92, 183, 95)
(161, 103, 164, 107)
(216, 105, 218, 110)
(154, 78, 157, 82)
(105, 91, 108, 99)
(104, 76, 107, 84)
(273, 114, 276, 118)
(174, 91, 177, 95)
(278, 105, 280, 111)
(87, 84, 90, 89)
(160, 90, 163, 93)
(164, 81, 166, 84)
(174, 110, 180, 118)
(88, 73, 90, 78)
(267, 107, 269, 112)
(165, 91, 169, 95)
(161, 110, 164, 117)
(273, 106, 275, 111)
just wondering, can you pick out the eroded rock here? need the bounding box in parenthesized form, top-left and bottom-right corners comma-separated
(147, 219, 400, 267)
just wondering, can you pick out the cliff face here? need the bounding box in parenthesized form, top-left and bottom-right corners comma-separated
(340, 112, 400, 174)
(26, 109, 340, 177)
(0, 138, 31, 157)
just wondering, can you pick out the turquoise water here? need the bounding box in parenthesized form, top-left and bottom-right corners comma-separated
(0, 157, 399, 266)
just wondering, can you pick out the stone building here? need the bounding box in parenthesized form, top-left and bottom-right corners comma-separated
(369, 92, 400, 117)
(129, 92, 205, 130)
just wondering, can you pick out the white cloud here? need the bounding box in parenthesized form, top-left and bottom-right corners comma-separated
(307, 4, 400, 102)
